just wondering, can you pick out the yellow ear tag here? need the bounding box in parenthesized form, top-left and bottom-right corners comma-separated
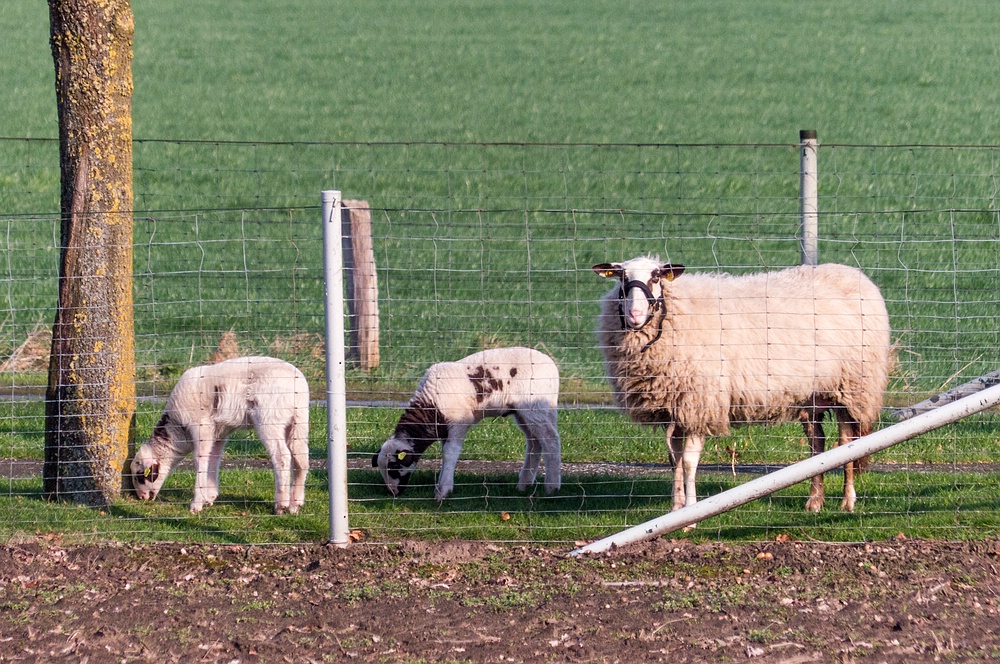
(665, 272, 675, 282)
(397, 451, 407, 461)
(144, 466, 152, 478)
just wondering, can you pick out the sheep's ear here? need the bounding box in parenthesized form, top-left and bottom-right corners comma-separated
(142, 463, 159, 484)
(371, 453, 380, 467)
(657, 264, 685, 282)
(592, 263, 622, 278)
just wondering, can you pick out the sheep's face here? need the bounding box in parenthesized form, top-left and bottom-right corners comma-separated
(371, 437, 419, 496)
(593, 258, 685, 329)
(130, 444, 166, 501)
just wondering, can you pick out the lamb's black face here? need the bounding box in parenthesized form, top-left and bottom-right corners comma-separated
(373, 437, 419, 496)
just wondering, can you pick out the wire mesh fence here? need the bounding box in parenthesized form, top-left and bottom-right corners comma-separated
(2, 137, 1000, 544)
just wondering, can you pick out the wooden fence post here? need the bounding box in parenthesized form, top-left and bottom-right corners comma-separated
(341, 200, 380, 371)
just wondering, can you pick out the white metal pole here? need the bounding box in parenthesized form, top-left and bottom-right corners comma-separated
(570, 382, 1000, 557)
(322, 190, 350, 546)
(800, 129, 819, 266)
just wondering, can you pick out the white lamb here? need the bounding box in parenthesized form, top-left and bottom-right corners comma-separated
(593, 257, 891, 513)
(372, 347, 561, 501)
(131, 356, 310, 514)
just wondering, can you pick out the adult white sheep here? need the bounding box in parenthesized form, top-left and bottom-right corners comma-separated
(372, 347, 561, 501)
(131, 356, 310, 514)
(593, 257, 891, 513)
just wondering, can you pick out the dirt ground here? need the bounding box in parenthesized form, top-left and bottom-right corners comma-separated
(1, 536, 999, 663)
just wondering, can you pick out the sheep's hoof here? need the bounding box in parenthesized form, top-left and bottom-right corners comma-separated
(805, 497, 824, 513)
(682, 523, 698, 532)
(840, 498, 856, 512)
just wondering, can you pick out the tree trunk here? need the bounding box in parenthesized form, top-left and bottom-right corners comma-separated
(44, 0, 136, 505)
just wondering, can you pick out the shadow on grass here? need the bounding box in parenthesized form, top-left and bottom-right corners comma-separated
(3, 466, 999, 544)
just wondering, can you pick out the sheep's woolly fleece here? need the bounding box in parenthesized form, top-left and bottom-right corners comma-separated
(596, 260, 891, 435)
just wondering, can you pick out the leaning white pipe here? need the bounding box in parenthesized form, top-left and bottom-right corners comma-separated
(570, 381, 1000, 556)
(322, 190, 351, 547)
(891, 369, 1000, 421)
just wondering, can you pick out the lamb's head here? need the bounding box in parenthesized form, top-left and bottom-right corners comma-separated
(131, 415, 185, 501)
(130, 442, 165, 501)
(593, 257, 685, 330)
(371, 436, 420, 497)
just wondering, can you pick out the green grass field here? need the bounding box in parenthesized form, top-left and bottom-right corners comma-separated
(6, 1, 1000, 144)
(2, 0, 1000, 544)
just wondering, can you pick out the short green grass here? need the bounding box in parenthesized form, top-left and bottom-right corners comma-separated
(4, 463, 998, 545)
(2, 399, 999, 544)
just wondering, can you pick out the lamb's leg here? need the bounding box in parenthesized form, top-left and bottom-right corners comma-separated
(539, 416, 561, 495)
(436, 425, 470, 501)
(517, 438, 541, 492)
(258, 423, 293, 514)
(191, 435, 225, 513)
(801, 409, 827, 512)
(287, 416, 310, 514)
(513, 414, 541, 492)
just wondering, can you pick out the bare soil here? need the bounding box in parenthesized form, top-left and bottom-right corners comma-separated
(2, 536, 999, 663)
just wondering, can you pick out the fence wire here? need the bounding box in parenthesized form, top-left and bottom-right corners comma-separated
(2, 138, 1000, 544)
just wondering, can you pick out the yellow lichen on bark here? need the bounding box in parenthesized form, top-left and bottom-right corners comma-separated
(44, 0, 136, 505)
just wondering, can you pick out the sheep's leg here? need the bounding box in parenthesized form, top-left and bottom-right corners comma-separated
(801, 410, 827, 513)
(666, 424, 685, 511)
(682, 433, 704, 509)
(436, 425, 470, 501)
(837, 417, 859, 512)
(259, 423, 294, 514)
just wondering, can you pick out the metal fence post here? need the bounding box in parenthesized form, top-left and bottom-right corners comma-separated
(800, 129, 819, 265)
(322, 190, 350, 546)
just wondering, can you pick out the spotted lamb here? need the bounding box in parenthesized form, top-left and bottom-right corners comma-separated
(372, 347, 561, 501)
